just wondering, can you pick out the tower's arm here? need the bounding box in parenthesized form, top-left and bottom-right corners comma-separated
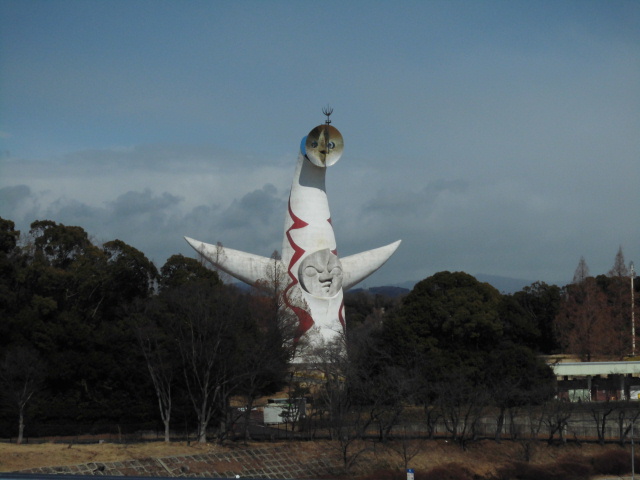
(184, 236, 278, 287)
(340, 240, 402, 291)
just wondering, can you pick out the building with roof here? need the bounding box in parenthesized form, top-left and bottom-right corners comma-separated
(549, 360, 640, 401)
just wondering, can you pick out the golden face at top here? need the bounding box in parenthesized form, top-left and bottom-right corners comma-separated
(305, 125, 344, 167)
(298, 248, 344, 297)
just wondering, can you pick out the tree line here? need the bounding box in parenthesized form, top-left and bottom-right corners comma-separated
(0, 218, 292, 443)
(0, 217, 637, 448)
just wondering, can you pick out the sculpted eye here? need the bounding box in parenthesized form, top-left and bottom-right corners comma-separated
(330, 267, 342, 276)
(311, 141, 318, 148)
(304, 266, 319, 277)
(327, 142, 335, 149)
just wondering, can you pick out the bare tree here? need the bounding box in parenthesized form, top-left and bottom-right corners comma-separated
(166, 283, 245, 443)
(262, 250, 287, 301)
(616, 401, 640, 446)
(543, 399, 573, 444)
(435, 376, 489, 449)
(283, 378, 310, 437)
(197, 241, 232, 284)
(0, 346, 45, 444)
(347, 322, 410, 443)
(253, 249, 310, 362)
(385, 426, 425, 471)
(312, 336, 374, 473)
(234, 288, 292, 442)
(517, 400, 547, 461)
(132, 299, 176, 442)
(586, 400, 615, 445)
(555, 278, 622, 360)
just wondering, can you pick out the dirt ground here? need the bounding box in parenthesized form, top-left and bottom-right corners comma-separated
(0, 438, 635, 477)
(0, 440, 219, 472)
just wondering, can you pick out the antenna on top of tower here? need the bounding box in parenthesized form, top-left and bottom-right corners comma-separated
(322, 105, 333, 125)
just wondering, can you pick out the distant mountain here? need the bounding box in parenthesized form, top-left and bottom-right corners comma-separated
(376, 276, 534, 295)
(389, 275, 536, 295)
(347, 285, 410, 298)
(394, 280, 418, 291)
(238, 274, 535, 297)
(367, 285, 410, 297)
(474, 274, 533, 294)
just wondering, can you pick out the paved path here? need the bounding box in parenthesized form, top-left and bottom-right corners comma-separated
(16, 445, 341, 478)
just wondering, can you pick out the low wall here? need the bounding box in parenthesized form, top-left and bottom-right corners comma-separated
(16, 444, 341, 478)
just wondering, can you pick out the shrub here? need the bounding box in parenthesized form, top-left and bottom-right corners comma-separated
(495, 463, 553, 480)
(590, 449, 633, 475)
(554, 460, 593, 480)
(357, 469, 404, 480)
(496, 460, 591, 480)
(357, 469, 433, 480)
(423, 463, 475, 480)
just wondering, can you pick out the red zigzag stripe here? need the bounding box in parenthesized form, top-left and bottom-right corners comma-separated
(283, 197, 314, 338)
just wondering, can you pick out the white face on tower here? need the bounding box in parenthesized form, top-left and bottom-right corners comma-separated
(304, 125, 344, 167)
(298, 249, 344, 297)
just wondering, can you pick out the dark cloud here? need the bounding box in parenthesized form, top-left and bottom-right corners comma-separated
(109, 189, 183, 217)
(0, 180, 287, 268)
(45, 198, 102, 226)
(220, 184, 284, 229)
(356, 179, 470, 235)
(1, 2, 638, 286)
(0, 185, 31, 210)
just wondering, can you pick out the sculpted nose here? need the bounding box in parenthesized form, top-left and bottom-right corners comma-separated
(317, 131, 328, 160)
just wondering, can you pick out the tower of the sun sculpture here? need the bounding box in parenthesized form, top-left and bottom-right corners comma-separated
(185, 110, 401, 358)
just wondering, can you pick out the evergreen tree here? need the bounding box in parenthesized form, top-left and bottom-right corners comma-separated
(512, 282, 562, 354)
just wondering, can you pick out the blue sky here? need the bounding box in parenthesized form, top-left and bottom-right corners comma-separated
(1, 0, 638, 288)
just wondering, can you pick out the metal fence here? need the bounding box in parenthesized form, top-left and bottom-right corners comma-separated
(4, 402, 640, 445)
